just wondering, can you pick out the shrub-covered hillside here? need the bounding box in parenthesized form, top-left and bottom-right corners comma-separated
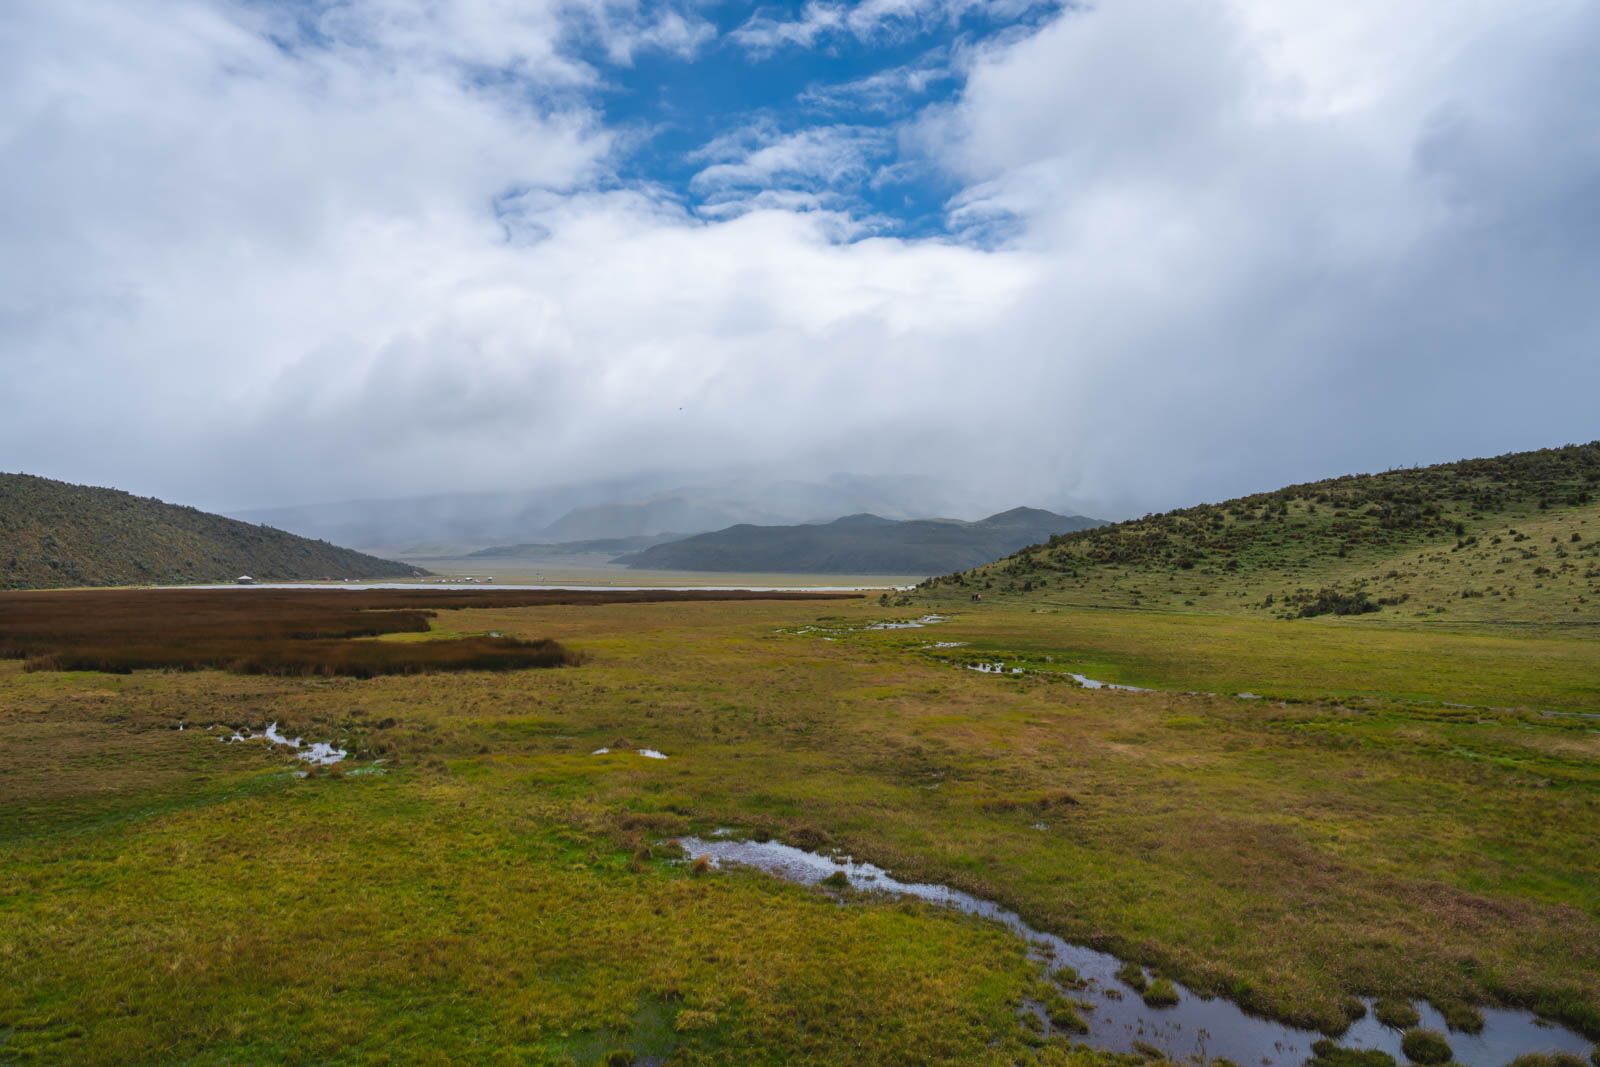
(0, 473, 419, 589)
(920, 442, 1600, 622)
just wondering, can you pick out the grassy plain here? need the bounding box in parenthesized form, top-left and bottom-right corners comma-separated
(2, 594, 1598, 1064)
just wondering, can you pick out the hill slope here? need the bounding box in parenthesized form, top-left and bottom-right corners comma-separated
(0, 473, 418, 589)
(618, 507, 1105, 574)
(920, 443, 1600, 622)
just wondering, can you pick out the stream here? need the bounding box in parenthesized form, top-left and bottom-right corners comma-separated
(677, 837, 1595, 1066)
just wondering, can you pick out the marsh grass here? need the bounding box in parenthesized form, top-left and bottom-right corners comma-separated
(1375, 1000, 1422, 1030)
(0, 588, 853, 677)
(1117, 962, 1149, 993)
(1309, 1039, 1398, 1067)
(1399, 1028, 1452, 1064)
(1507, 1056, 1592, 1067)
(1141, 978, 1180, 1008)
(2, 594, 1597, 1061)
(1439, 1000, 1485, 1033)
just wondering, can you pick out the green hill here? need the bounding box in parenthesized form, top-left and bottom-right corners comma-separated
(0, 473, 419, 589)
(618, 507, 1105, 574)
(920, 443, 1600, 622)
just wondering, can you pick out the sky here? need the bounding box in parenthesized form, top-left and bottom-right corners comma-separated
(2, 0, 1598, 519)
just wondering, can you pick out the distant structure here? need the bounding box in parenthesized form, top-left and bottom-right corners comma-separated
(235, 575, 255, 585)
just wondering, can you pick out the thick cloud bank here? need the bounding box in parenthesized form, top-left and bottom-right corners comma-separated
(2, 0, 1596, 517)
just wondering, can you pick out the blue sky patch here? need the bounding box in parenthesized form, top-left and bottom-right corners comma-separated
(586, 1, 1063, 237)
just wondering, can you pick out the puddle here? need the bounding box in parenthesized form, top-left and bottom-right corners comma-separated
(867, 614, 948, 630)
(959, 658, 1153, 691)
(968, 662, 1025, 675)
(676, 837, 1595, 1067)
(924, 641, 969, 649)
(1066, 672, 1149, 692)
(219, 722, 348, 765)
(592, 747, 669, 759)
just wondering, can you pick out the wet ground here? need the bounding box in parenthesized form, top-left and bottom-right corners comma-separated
(676, 837, 1595, 1067)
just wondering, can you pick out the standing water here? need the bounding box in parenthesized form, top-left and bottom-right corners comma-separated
(676, 838, 1594, 1067)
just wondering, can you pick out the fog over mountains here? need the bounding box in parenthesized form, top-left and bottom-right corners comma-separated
(231, 474, 1029, 551)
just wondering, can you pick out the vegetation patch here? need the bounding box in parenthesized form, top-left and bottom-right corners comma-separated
(1399, 1028, 1452, 1064)
(1141, 977, 1180, 1008)
(1438, 1000, 1484, 1033)
(1375, 999, 1422, 1029)
(1284, 587, 1381, 618)
(1506, 1055, 1592, 1067)
(0, 588, 855, 677)
(1308, 1039, 1398, 1067)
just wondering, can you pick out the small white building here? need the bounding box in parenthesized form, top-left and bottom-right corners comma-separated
(235, 575, 255, 585)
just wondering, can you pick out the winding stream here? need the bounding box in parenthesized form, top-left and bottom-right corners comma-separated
(677, 837, 1594, 1066)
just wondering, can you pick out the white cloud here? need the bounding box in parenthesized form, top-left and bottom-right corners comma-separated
(800, 50, 955, 114)
(731, 0, 1058, 55)
(2, 0, 1597, 519)
(688, 122, 892, 207)
(915, 0, 1600, 510)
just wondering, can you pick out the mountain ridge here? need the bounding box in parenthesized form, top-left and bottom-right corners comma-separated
(0, 473, 418, 589)
(618, 508, 1106, 574)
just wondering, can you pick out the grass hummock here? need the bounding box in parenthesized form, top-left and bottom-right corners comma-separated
(1374, 999, 1422, 1030)
(1142, 977, 1180, 1008)
(1399, 1028, 1452, 1064)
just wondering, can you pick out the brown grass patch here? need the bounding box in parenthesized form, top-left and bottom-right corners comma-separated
(0, 587, 858, 677)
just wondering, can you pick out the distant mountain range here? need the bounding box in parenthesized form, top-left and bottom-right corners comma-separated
(230, 474, 1008, 550)
(464, 533, 683, 560)
(615, 508, 1106, 574)
(0, 473, 416, 589)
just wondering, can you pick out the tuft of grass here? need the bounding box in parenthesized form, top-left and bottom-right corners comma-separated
(1308, 1039, 1398, 1067)
(1507, 1055, 1591, 1067)
(1400, 1028, 1452, 1064)
(1117, 961, 1149, 993)
(1438, 1001, 1484, 1034)
(1044, 993, 1089, 1034)
(1053, 963, 1087, 990)
(1142, 978, 1180, 1008)
(1374, 999, 1422, 1030)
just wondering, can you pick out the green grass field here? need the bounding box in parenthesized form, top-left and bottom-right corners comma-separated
(3, 593, 1597, 1064)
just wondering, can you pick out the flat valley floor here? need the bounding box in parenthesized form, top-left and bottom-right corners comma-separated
(2, 595, 1597, 1064)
